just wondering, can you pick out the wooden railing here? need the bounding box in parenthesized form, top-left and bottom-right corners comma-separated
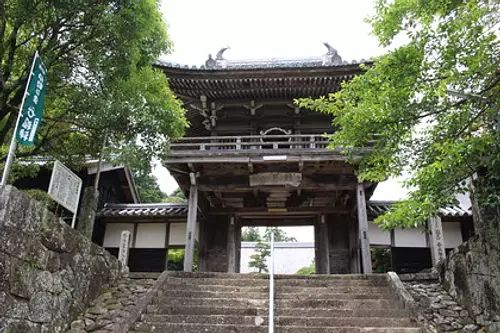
(170, 134, 331, 153)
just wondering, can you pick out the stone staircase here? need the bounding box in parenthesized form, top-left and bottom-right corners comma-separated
(130, 272, 422, 333)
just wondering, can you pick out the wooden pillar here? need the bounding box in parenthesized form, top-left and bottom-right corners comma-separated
(356, 182, 373, 274)
(235, 220, 242, 273)
(428, 216, 446, 266)
(197, 218, 208, 272)
(164, 222, 170, 270)
(390, 229, 396, 271)
(183, 185, 198, 272)
(227, 215, 237, 273)
(315, 214, 330, 274)
(349, 218, 361, 273)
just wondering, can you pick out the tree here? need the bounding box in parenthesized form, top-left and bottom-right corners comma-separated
(298, 0, 499, 230)
(134, 172, 166, 203)
(248, 241, 270, 273)
(241, 227, 262, 242)
(0, 0, 187, 175)
(263, 227, 297, 242)
(162, 187, 186, 203)
(295, 260, 315, 274)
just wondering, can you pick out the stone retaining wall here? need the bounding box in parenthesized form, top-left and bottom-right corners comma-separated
(0, 185, 121, 333)
(437, 238, 499, 325)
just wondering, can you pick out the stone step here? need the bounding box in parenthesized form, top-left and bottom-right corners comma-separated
(152, 296, 268, 308)
(146, 305, 412, 318)
(164, 277, 269, 287)
(130, 323, 422, 333)
(160, 283, 269, 293)
(152, 296, 400, 310)
(275, 316, 417, 327)
(139, 314, 416, 328)
(140, 314, 266, 326)
(165, 271, 388, 281)
(160, 283, 391, 294)
(146, 305, 268, 316)
(276, 298, 399, 310)
(163, 276, 388, 287)
(274, 279, 389, 287)
(156, 289, 394, 300)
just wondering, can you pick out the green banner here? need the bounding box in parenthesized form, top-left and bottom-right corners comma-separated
(16, 53, 47, 146)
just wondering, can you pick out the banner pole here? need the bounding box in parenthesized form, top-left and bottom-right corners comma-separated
(1, 51, 39, 186)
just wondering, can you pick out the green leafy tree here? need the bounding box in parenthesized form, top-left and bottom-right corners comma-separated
(134, 172, 166, 203)
(371, 248, 392, 273)
(298, 0, 499, 230)
(167, 249, 198, 271)
(0, 0, 187, 175)
(263, 227, 297, 242)
(248, 241, 270, 273)
(162, 187, 186, 203)
(241, 227, 262, 242)
(295, 260, 315, 275)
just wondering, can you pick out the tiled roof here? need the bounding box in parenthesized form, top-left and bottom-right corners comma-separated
(155, 58, 368, 71)
(368, 201, 471, 218)
(156, 44, 370, 71)
(98, 201, 471, 219)
(98, 203, 188, 218)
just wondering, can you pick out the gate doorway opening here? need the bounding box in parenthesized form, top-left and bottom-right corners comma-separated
(239, 225, 315, 274)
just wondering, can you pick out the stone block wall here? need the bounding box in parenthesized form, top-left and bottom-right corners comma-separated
(0, 186, 121, 333)
(438, 236, 500, 326)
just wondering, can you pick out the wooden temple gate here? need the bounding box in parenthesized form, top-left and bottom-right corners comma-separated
(158, 48, 376, 274)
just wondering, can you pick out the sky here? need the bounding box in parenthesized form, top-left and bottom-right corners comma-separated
(154, 0, 409, 241)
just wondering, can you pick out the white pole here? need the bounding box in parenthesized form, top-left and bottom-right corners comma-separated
(268, 232, 274, 333)
(1, 51, 39, 186)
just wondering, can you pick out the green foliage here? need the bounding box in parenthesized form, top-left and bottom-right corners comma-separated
(248, 241, 270, 273)
(167, 249, 198, 271)
(23, 189, 56, 211)
(371, 248, 392, 273)
(134, 172, 166, 203)
(298, 0, 500, 230)
(263, 227, 297, 242)
(241, 227, 262, 242)
(0, 0, 187, 174)
(162, 187, 186, 203)
(295, 260, 315, 274)
(169, 188, 185, 198)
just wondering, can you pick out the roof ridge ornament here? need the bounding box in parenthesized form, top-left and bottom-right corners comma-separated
(205, 54, 216, 68)
(322, 42, 342, 66)
(216, 46, 230, 60)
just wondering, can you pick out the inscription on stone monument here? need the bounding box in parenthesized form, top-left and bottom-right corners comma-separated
(118, 230, 131, 272)
(429, 216, 446, 265)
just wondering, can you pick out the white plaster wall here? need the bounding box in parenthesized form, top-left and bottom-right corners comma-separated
(395, 228, 427, 248)
(240, 242, 315, 274)
(169, 222, 188, 246)
(368, 221, 391, 246)
(135, 223, 166, 248)
(103, 223, 135, 248)
(442, 221, 463, 249)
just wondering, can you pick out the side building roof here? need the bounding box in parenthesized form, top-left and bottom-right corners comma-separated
(98, 201, 471, 220)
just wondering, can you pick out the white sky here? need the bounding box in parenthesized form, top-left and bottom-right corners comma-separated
(154, 0, 410, 240)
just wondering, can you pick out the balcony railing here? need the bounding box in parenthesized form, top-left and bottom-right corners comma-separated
(169, 134, 332, 155)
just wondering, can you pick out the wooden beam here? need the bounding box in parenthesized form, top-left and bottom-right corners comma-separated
(356, 182, 372, 274)
(241, 218, 315, 227)
(209, 206, 349, 215)
(198, 184, 356, 192)
(183, 185, 198, 272)
(164, 153, 357, 165)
